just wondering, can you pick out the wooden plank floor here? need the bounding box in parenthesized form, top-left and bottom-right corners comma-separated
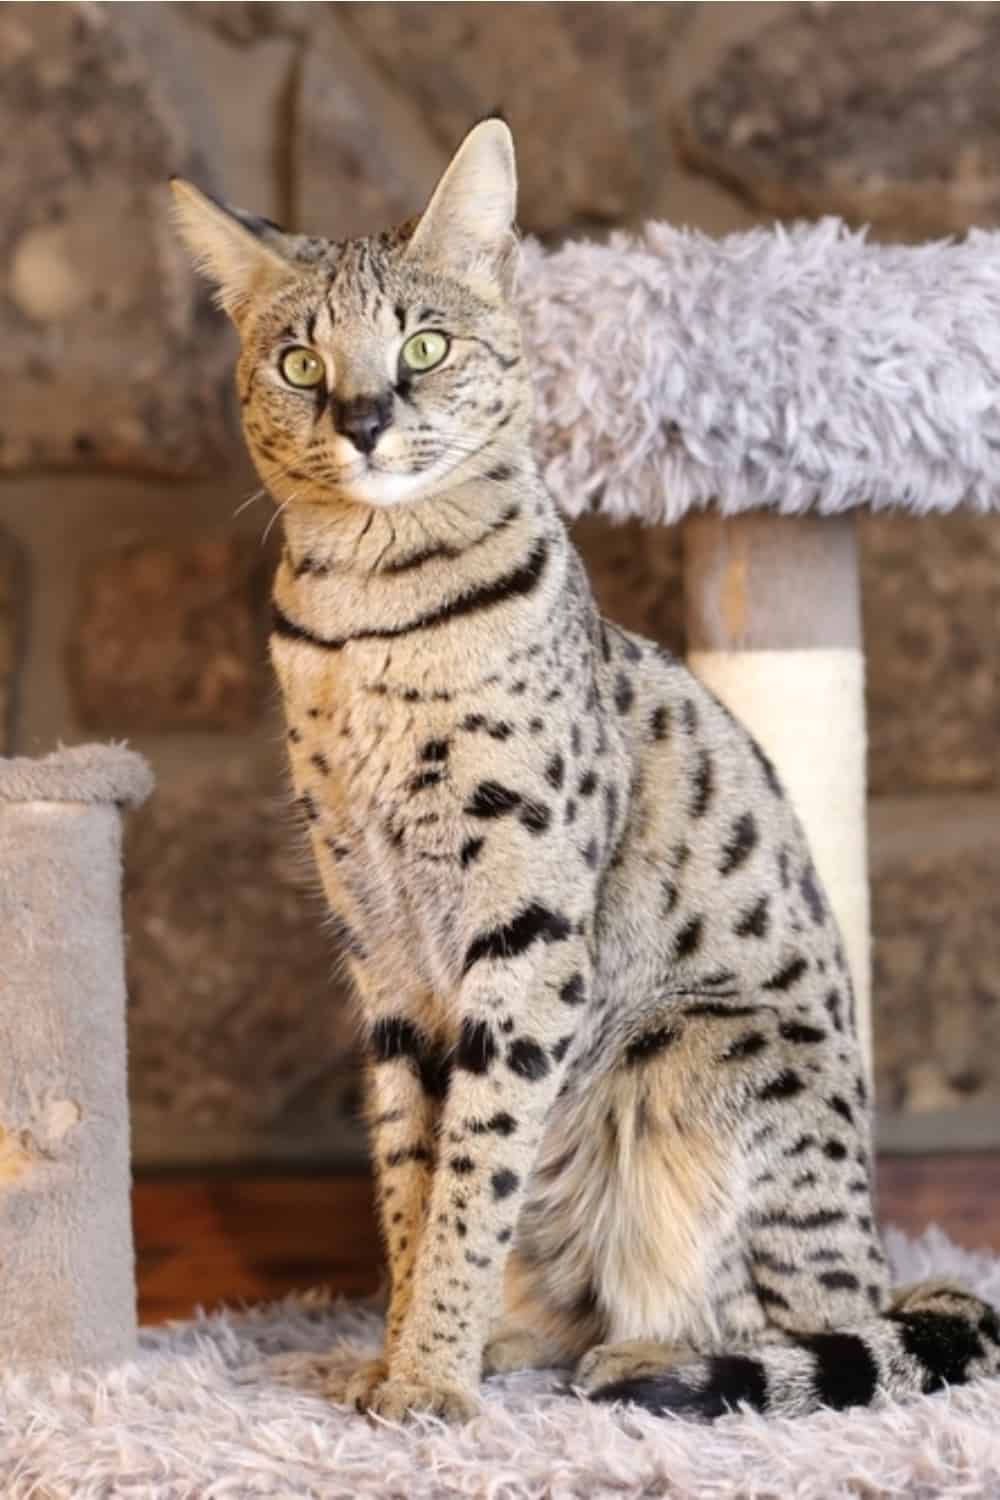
(134, 1153, 1000, 1326)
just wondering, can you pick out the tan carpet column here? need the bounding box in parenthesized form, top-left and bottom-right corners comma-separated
(0, 745, 152, 1369)
(683, 511, 871, 1074)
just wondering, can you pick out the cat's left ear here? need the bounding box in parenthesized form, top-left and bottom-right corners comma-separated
(407, 117, 518, 293)
(169, 179, 296, 323)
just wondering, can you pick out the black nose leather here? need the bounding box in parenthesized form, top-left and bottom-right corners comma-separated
(332, 392, 394, 455)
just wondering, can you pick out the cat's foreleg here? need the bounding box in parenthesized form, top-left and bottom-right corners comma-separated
(327, 973, 447, 1409)
(362, 935, 591, 1422)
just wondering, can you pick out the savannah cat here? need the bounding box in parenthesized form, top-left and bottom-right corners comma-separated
(172, 119, 1000, 1424)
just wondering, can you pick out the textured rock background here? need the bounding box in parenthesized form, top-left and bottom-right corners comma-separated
(0, 3, 232, 475)
(0, 0, 996, 1166)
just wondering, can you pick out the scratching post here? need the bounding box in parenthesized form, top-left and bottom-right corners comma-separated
(0, 744, 153, 1369)
(683, 512, 870, 1070)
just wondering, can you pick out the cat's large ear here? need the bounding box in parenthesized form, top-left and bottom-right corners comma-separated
(407, 118, 518, 291)
(169, 179, 295, 322)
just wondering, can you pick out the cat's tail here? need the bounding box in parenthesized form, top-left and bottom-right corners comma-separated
(589, 1281, 1000, 1421)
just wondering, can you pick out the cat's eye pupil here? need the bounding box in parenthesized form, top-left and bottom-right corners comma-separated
(281, 347, 324, 389)
(402, 330, 448, 373)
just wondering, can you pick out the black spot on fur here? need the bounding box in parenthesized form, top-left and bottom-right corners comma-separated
(560, 972, 586, 1006)
(421, 739, 450, 763)
(385, 1145, 432, 1168)
(753, 1206, 845, 1232)
(614, 672, 634, 715)
(779, 1020, 826, 1045)
(287, 726, 302, 744)
(298, 790, 320, 823)
(796, 1331, 878, 1409)
(829, 1094, 855, 1126)
(463, 903, 571, 974)
(650, 704, 671, 741)
(825, 988, 844, 1031)
(456, 1019, 497, 1074)
(578, 770, 598, 797)
(519, 799, 551, 834)
(689, 750, 714, 818)
(450, 1155, 475, 1174)
(551, 1034, 573, 1063)
(370, 1016, 450, 1099)
(583, 837, 601, 868)
(625, 1024, 679, 1067)
(719, 812, 758, 875)
(470, 1111, 517, 1137)
(546, 753, 565, 790)
(755, 1282, 792, 1311)
(466, 781, 521, 819)
(682, 699, 699, 734)
(750, 738, 783, 796)
(818, 1270, 860, 1292)
(824, 1138, 848, 1161)
(409, 769, 442, 793)
(763, 956, 809, 992)
(674, 915, 703, 960)
(460, 836, 485, 867)
(735, 896, 769, 939)
(507, 1037, 550, 1080)
(723, 1031, 768, 1062)
(491, 1168, 519, 1200)
(799, 863, 826, 925)
(593, 1354, 768, 1420)
(758, 1069, 805, 1102)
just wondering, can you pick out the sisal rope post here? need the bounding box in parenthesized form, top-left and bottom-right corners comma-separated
(683, 511, 872, 1075)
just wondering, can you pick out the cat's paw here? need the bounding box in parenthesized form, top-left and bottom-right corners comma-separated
(575, 1339, 693, 1393)
(362, 1375, 480, 1424)
(324, 1356, 388, 1409)
(482, 1326, 552, 1376)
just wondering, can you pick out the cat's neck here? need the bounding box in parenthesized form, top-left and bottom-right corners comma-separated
(278, 464, 551, 580)
(271, 468, 567, 692)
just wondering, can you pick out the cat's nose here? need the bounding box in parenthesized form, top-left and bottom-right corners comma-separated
(332, 392, 394, 455)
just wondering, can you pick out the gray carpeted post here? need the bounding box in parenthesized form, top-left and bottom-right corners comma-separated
(0, 744, 153, 1369)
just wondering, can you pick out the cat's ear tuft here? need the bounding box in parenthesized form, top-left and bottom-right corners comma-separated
(407, 118, 518, 292)
(169, 179, 295, 322)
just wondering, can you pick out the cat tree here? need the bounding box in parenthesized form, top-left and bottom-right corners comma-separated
(519, 218, 1000, 1072)
(0, 743, 152, 1368)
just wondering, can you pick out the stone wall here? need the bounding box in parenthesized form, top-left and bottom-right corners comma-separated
(1, 2, 997, 1167)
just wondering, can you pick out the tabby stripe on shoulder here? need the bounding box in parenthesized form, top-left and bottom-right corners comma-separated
(271, 535, 550, 650)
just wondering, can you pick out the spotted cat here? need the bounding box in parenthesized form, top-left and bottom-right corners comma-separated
(172, 119, 1000, 1423)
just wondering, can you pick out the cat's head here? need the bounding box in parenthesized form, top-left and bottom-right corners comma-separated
(172, 118, 526, 512)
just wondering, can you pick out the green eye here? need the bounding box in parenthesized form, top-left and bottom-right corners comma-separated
(280, 347, 324, 389)
(401, 330, 449, 373)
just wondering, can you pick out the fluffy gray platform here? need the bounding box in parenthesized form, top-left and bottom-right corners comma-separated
(4, 1229, 1000, 1499)
(519, 220, 1000, 522)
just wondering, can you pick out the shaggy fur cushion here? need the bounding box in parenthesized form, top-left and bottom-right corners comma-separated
(519, 221, 1000, 523)
(3, 1228, 1000, 1498)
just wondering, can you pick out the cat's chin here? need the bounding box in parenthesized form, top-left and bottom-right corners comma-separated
(336, 466, 442, 510)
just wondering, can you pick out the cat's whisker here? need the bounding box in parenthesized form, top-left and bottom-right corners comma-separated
(261, 494, 296, 547)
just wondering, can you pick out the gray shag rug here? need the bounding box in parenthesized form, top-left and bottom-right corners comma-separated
(4, 1228, 1000, 1500)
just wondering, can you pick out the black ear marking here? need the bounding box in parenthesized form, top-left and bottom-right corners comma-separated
(193, 181, 286, 237)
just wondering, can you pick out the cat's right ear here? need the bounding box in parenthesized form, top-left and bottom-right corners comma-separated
(169, 180, 295, 322)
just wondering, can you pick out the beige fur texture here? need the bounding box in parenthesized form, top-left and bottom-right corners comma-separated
(172, 121, 1000, 1424)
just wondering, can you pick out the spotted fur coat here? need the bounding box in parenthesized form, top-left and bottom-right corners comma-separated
(172, 119, 1000, 1423)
